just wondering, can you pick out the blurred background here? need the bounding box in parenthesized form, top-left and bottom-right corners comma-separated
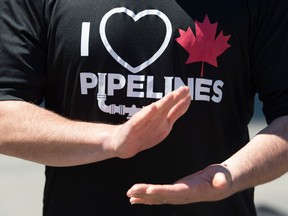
(0, 96, 287, 216)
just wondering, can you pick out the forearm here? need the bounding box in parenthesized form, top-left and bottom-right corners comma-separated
(223, 115, 288, 194)
(0, 87, 191, 167)
(0, 100, 116, 166)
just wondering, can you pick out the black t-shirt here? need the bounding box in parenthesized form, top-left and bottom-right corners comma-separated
(1, 0, 288, 215)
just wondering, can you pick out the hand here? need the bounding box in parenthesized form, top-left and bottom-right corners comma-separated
(127, 164, 232, 205)
(111, 86, 191, 159)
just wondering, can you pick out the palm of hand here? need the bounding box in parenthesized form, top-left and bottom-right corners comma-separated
(127, 164, 232, 205)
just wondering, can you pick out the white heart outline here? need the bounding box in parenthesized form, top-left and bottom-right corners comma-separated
(99, 7, 172, 74)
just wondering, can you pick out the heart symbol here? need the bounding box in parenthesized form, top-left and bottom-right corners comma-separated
(99, 7, 172, 74)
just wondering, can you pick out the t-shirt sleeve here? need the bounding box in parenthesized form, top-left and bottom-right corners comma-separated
(251, 0, 288, 124)
(0, 0, 46, 105)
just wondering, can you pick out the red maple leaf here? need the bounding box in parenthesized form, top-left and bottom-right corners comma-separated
(176, 15, 231, 77)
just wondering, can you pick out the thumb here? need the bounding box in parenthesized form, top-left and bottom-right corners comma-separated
(212, 172, 229, 189)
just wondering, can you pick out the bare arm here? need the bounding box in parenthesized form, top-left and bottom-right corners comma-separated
(127, 115, 288, 205)
(0, 86, 191, 167)
(223, 115, 288, 194)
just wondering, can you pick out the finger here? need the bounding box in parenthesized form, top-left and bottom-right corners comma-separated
(128, 186, 167, 205)
(127, 184, 179, 204)
(127, 184, 150, 197)
(129, 197, 163, 205)
(167, 93, 191, 124)
(130, 86, 190, 123)
(130, 197, 148, 205)
(153, 86, 190, 114)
